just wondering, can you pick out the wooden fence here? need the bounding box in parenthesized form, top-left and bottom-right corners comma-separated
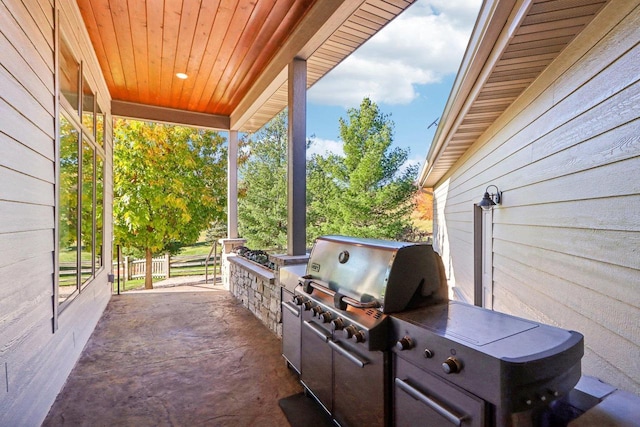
(113, 253, 221, 281)
(130, 254, 170, 279)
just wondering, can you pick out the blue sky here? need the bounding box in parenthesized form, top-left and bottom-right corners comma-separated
(303, 0, 482, 171)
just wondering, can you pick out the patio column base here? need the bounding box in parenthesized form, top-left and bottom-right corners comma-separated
(218, 238, 247, 290)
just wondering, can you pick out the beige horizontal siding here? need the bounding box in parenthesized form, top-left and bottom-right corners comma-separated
(0, 64, 54, 138)
(0, 1, 54, 86)
(433, 2, 640, 393)
(0, 0, 57, 421)
(0, 98, 54, 158)
(494, 224, 640, 306)
(0, 0, 113, 424)
(0, 133, 53, 182)
(0, 229, 53, 268)
(0, 168, 55, 206)
(493, 243, 639, 345)
(493, 266, 640, 394)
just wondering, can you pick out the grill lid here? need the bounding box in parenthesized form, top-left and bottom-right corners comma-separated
(304, 235, 447, 313)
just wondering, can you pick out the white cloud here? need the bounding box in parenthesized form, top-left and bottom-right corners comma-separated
(307, 137, 344, 158)
(308, 0, 482, 107)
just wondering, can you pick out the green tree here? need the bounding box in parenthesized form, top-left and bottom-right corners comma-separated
(306, 153, 341, 240)
(238, 111, 288, 250)
(308, 97, 417, 240)
(113, 120, 227, 288)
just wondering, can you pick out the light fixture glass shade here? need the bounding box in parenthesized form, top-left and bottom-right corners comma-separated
(478, 192, 496, 210)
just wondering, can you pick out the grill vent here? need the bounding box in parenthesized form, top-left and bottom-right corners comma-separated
(366, 309, 382, 319)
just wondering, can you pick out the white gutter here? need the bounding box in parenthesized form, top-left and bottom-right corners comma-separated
(418, 0, 532, 188)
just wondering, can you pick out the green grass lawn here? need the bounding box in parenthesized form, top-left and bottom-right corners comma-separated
(176, 241, 215, 256)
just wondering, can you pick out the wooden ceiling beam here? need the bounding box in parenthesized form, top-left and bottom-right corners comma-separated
(111, 100, 230, 130)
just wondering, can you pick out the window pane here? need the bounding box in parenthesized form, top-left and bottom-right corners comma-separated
(96, 104, 105, 146)
(95, 155, 104, 271)
(82, 77, 95, 134)
(81, 139, 94, 286)
(59, 39, 79, 114)
(58, 115, 79, 302)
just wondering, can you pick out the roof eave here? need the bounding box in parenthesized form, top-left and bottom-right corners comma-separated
(231, 0, 365, 132)
(233, 0, 418, 133)
(419, 0, 611, 188)
(419, 0, 521, 188)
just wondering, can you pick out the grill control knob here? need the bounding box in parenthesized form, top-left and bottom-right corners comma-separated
(312, 306, 323, 316)
(353, 330, 366, 343)
(319, 312, 332, 323)
(302, 301, 313, 311)
(331, 318, 345, 331)
(344, 325, 358, 339)
(396, 336, 414, 351)
(292, 295, 304, 305)
(442, 357, 462, 374)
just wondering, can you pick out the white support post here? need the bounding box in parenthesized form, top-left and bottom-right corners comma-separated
(228, 130, 239, 239)
(287, 58, 307, 256)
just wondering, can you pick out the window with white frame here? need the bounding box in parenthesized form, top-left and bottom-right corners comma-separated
(57, 36, 105, 306)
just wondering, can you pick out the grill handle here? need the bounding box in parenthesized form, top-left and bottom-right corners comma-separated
(342, 297, 380, 309)
(328, 341, 369, 368)
(302, 278, 335, 296)
(303, 320, 330, 342)
(395, 378, 465, 426)
(281, 301, 300, 317)
(302, 279, 380, 310)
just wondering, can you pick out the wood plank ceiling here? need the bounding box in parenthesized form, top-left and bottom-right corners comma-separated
(422, 0, 609, 187)
(76, 0, 416, 132)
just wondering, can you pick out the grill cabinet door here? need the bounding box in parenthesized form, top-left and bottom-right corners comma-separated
(301, 319, 333, 413)
(281, 290, 301, 373)
(332, 340, 386, 427)
(395, 357, 485, 427)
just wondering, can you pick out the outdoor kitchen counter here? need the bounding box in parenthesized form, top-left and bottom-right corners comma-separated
(228, 254, 276, 283)
(227, 254, 281, 336)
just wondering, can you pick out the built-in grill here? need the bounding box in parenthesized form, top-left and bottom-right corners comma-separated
(283, 235, 584, 427)
(293, 235, 448, 427)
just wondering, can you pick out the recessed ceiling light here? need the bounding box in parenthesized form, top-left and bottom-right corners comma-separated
(176, 73, 188, 79)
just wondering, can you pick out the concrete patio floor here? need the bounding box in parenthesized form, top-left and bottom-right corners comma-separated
(43, 283, 302, 426)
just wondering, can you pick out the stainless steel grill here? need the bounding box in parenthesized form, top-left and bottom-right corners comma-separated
(301, 235, 448, 313)
(293, 236, 447, 427)
(281, 235, 584, 427)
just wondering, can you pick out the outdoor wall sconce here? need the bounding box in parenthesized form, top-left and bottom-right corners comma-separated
(478, 185, 501, 210)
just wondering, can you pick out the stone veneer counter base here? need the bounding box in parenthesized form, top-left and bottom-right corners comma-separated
(228, 255, 281, 336)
